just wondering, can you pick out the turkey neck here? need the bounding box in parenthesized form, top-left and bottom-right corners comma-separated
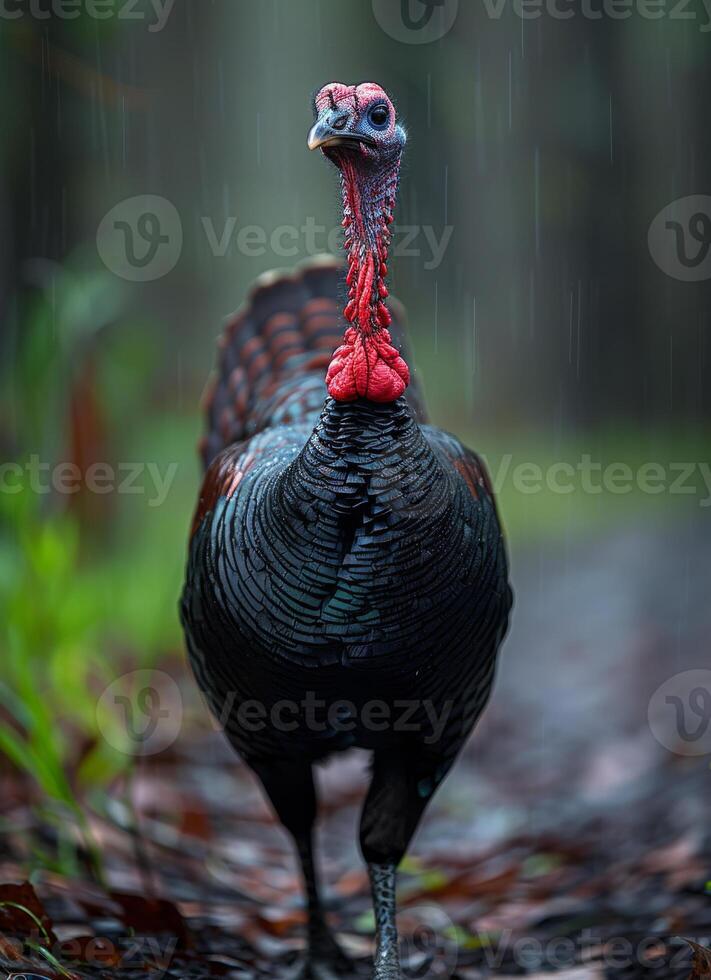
(337, 149, 400, 333)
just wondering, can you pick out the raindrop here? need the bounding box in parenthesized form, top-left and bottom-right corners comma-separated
(508, 51, 512, 131)
(433, 279, 439, 354)
(608, 94, 614, 165)
(533, 146, 540, 257)
(576, 279, 582, 380)
(218, 58, 225, 122)
(529, 270, 535, 339)
(666, 48, 672, 108)
(472, 295, 477, 377)
(121, 95, 127, 168)
(443, 164, 448, 226)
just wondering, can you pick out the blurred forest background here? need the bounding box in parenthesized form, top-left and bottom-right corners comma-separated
(0, 1, 710, 977)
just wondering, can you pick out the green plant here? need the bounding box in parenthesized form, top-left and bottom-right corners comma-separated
(0, 260, 187, 879)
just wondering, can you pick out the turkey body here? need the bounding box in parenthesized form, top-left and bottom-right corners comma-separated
(181, 259, 511, 777)
(180, 256, 511, 979)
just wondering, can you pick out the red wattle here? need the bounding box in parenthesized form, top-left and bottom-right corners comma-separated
(326, 328, 410, 403)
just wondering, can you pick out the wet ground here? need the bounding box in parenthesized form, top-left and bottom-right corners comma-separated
(1, 514, 709, 978)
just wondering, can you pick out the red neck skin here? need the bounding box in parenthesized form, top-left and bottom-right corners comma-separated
(325, 150, 410, 403)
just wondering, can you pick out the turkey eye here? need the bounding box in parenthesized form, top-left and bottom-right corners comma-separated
(368, 104, 389, 128)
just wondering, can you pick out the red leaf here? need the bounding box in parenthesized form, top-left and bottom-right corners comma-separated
(179, 806, 212, 841)
(110, 891, 192, 949)
(0, 882, 57, 944)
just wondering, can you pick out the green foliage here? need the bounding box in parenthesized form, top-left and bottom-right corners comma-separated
(0, 487, 115, 879)
(0, 259, 190, 878)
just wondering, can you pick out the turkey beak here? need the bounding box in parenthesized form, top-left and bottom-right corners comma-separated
(308, 112, 377, 151)
(308, 116, 337, 151)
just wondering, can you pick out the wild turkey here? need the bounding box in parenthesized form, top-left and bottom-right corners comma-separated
(181, 81, 512, 980)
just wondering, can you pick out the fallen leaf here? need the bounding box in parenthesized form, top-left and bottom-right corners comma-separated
(110, 891, 192, 949)
(0, 931, 24, 960)
(685, 939, 711, 978)
(0, 882, 57, 944)
(179, 806, 212, 840)
(253, 905, 306, 937)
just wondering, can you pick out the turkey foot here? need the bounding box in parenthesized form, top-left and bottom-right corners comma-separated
(287, 925, 356, 979)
